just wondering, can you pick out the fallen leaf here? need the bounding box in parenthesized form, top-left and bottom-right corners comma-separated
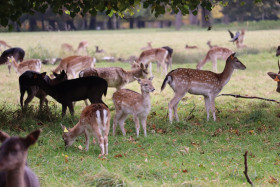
(191, 142, 199, 147)
(182, 169, 188, 173)
(78, 145, 83, 150)
(114, 154, 123, 158)
(269, 176, 278, 184)
(248, 130, 254, 135)
(64, 155, 68, 163)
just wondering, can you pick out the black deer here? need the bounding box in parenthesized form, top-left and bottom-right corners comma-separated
(0, 47, 25, 74)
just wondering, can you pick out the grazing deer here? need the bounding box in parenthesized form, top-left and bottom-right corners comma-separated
(61, 103, 110, 155)
(0, 40, 12, 50)
(7, 56, 41, 75)
(0, 130, 41, 187)
(79, 63, 148, 90)
(140, 42, 153, 51)
(136, 48, 169, 76)
(267, 60, 280, 93)
(162, 46, 173, 71)
(206, 41, 219, 49)
(19, 70, 68, 110)
(185, 44, 198, 49)
(32, 72, 108, 117)
(61, 43, 74, 54)
(276, 46, 280, 57)
(75, 41, 88, 55)
(113, 77, 155, 137)
(52, 55, 96, 78)
(161, 53, 246, 122)
(196, 47, 233, 73)
(95, 46, 105, 53)
(0, 47, 25, 74)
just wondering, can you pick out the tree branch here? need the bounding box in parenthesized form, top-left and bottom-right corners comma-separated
(218, 94, 280, 104)
(243, 151, 254, 186)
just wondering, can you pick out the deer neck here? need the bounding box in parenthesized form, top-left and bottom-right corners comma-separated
(37, 79, 57, 98)
(126, 69, 143, 83)
(6, 161, 26, 187)
(69, 121, 84, 138)
(11, 60, 19, 72)
(140, 89, 151, 108)
(218, 62, 234, 87)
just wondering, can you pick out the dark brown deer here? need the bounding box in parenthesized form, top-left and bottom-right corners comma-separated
(19, 70, 68, 110)
(162, 46, 173, 71)
(32, 73, 108, 117)
(0, 130, 41, 187)
(267, 60, 280, 92)
(0, 47, 25, 74)
(276, 46, 280, 57)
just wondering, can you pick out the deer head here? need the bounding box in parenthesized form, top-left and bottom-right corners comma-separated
(276, 46, 280, 57)
(226, 53, 246, 70)
(134, 76, 155, 93)
(267, 60, 280, 93)
(61, 124, 75, 149)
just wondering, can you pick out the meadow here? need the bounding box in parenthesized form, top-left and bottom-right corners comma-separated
(0, 25, 280, 186)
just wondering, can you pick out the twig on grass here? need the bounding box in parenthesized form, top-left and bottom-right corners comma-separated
(243, 151, 254, 186)
(185, 104, 196, 121)
(218, 94, 280, 104)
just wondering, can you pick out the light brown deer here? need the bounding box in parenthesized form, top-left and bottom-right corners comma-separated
(0, 40, 12, 50)
(7, 56, 41, 75)
(236, 29, 247, 48)
(206, 41, 219, 49)
(61, 103, 110, 156)
(52, 55, 96, 78)
(0, 130, 41, 187)
(185, 44, 198, 49)
(75, 41, 88, 55)
(113, 77, 155, 137)
(267, 60, 280, 92)
(79, 63, 148, 90)
(61, 43, 74, 54)
(161, 53, 246, 122)
(276, 46, 280, 57)
(196, 47, 233, 73)
(140, 42, 152, 51)
(136, 48, 168, 76)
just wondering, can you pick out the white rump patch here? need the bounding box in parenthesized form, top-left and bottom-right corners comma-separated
(103, 109, 108, 126)
(96, 110, 102, 127)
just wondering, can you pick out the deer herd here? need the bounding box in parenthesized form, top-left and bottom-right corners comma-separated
(0, 35, 279, 186)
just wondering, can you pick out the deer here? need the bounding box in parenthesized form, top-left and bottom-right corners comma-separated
(0, 40, 12, 50)
(61, 43, 74, 54)
(7, 56, 41, 75)
(0, 47, 25, 74)
(52, 55, 96, 79)
(79, 63, 148, 90)
(196, 47, 233, 73)
(113, 77, 155, 137)
(75, 41, 88, 55)
(276, 46, 280, 57)
(95, 46, 105, 53)
(135, 48, 169, 76)
(267, 60, 280, 93)
(206, 41, 219, 49)
(19, 70, 68, 110)
(0, 129, 41, 187)
(162, 46, 173, 71)
(140, 42, 153, 51)
(61, 103, 110, 156)
(185, 44, 198, 49)
(236, 29, 247, 48)
(161, 53, 246, 122)
(32, 72, 108, 117)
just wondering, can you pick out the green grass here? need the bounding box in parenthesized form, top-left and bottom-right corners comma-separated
(0, 28, 280, 186)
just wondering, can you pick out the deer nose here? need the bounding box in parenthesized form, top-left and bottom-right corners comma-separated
(151, 88, 155, 92)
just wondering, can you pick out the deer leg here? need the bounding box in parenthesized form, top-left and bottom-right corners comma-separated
(84, 129, 90, 151)
(133, 115, 140, 137)
(68, 103, 74, 116)
(24, 89, 37, 109)
(97, 134, 105, 155)
(140, 115, 148, 137)
(157, 62, 161, 72)
(209, 96, 216, 121)
(149, 63, 153, 76)
(118, 113, 128, 136)
(113, 111, 121, 136)
(84, 99, 89, 106)
(204, 96, 210, 121)
(168, 91, 187, 122)
(104, 134, 109, 155)
(62, 104, 67, 117)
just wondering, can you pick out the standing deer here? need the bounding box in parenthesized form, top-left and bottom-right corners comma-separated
(52, 55, 96, 78)
(75, 41, 88, 55)
(0, 130, 41, 187)
(276, 46, 280, 57)
(161, 53, 246, 122)
(7, 56, 41, 75)
(0, 40, 12, 50)
(113, 77, 155, 137)
(267, 60, 280, 92)
(162, 46, 173, 71)
(0, 47, 25, 74)
(136, 48, 168, 76)
(196, 47, 233, 73)
(61, 103, 110, 156)
(79, 63, 148, 90)
(32, 72, 108, 117)
(19, 70, 68, 110)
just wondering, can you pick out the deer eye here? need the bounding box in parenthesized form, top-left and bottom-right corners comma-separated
(145, 84, 148, 86)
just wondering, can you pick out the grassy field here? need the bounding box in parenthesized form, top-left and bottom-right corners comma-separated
(0, 27, 280, 186)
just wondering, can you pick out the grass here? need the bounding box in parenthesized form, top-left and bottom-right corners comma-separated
(0, 27, 280, 186)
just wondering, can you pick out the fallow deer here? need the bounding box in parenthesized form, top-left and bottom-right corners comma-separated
(75, 41, 88, 55)
(79, 63, 148, 90)
(19, 70, 68, 110)
(95, 46, 105, 53)
(276, 46, 280, 57)
(0, 130, 41, 187)
(0, 40, 12, 50)
(8, 56, 41, 75)
(140, 42, 153, 51)
(161, 53, 246, 122)
(185, 44, 198, 49)
(136, 48, 168, 76)
(32, 72, 108, 117)
(0, 47, 25, 74)
(162, 46, 173, 71)
(113, 77, 155, 137)
(206, 41, 219, 49)
(61, 103, 110, 156)
(52, 55, 96, 78)
(61, 43, 74, 54)
(236, 29, 247, 48)
(196, 47, 233, 73)
(267, 60, 280, 92)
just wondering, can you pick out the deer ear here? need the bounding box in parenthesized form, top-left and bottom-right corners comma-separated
(229, 53, 236, 60)
(134, 76, 141, 83)
(148, 76, 154, 81)
(25, 129, 41, 147)
(140, 63, 144, 69)
(53, 72, 58, 77)
(0, 131, 10, 143)
(267, 72, 280, 81)
(61, 124, 69, 133)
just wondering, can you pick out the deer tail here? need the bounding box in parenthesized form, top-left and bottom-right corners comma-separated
(161, 74, 172, 92)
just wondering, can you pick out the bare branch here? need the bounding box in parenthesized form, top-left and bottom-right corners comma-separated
(243, 151, 254, 186)
(218, 94, 280, 104)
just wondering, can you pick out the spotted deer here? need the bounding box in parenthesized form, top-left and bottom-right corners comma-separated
(79, 63, 148, 90)
(161, 53, 246, 122)
(113, 77, 155, 137)
(52, 55, 96, 78)
(196, 47, 233, 73)
(0, 130, 41, 187)
(267, 60, 280, 92)
(61, 103, 110, 156)
(276, 46, 280, 57)
(75, 41, 88, 55)
(7, 56, 41, 75)
(136, 48, 168, 76)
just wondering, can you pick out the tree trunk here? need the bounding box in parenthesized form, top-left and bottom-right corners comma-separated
(129, 18, 134, 29)
(89, 16, 96, 30)
(175, 11, 182, 30)
(107, 17, 113, 29)
(201, 7, 211, 27)
(189, 10, 198, 25)
(29, 16, 37, 31)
